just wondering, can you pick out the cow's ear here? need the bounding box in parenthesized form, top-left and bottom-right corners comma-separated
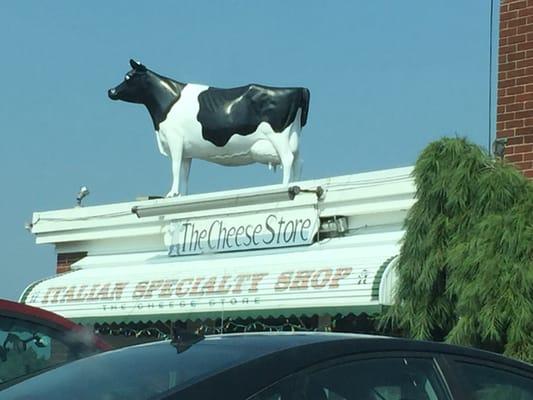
(129, 59, 146, 71)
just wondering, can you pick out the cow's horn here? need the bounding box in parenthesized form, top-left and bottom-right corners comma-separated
(130, 59, 143, 69)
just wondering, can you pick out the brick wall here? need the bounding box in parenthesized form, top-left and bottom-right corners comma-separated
(56, 252, 87, 274)
(498, 0, 533, 178)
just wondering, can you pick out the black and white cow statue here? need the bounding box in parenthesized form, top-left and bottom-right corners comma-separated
(108, 60, 310, 197)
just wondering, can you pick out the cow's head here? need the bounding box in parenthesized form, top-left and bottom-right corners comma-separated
(108, 59, 151, 103)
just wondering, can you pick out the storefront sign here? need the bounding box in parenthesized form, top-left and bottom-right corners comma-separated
(29, 266, 371, 316)
(164, 209, 319, 256)
(22, 248, 401, 320)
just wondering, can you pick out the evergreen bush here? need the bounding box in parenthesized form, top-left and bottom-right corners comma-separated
(382, 137, 533, 362)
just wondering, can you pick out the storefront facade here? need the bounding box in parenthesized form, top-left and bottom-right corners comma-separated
(22, 167, 415, 344)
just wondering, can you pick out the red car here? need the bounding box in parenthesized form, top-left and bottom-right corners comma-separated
(0, 299, 110, 388)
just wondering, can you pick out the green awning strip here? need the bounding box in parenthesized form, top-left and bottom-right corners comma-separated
(71, 305, 383, 325)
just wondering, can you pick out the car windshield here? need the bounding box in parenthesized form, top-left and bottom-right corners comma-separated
(0, 335, 286, 400)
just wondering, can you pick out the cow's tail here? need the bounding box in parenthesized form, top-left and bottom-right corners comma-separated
(300, 88, 310, 127)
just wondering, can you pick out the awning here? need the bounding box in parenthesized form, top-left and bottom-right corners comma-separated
(20, 233, 400, 324)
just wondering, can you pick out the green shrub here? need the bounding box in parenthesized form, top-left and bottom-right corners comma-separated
(382, 137, 533, 363)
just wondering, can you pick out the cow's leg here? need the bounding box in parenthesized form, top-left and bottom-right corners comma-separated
(291, 151, 302, 181)
(288, 110, 302, 182)
(179, 158, 192, 195)
(289, 109, 302, 182)
(268, 133, 294, 185)
(166, 136, 184, 197)
(281, 151, 294, 185)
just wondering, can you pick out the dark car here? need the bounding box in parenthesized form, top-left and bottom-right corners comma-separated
(1, 332, 532, 400)
(0, 299, 110, 389)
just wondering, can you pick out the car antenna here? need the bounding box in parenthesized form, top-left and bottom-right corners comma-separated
(171, 326, 205, 353)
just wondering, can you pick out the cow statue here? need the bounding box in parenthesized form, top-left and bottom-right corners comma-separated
(108, 60, 310, 197)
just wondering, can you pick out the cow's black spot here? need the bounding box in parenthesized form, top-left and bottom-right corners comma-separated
(197, 84, 310, 147)
(145, 77, 186, 131)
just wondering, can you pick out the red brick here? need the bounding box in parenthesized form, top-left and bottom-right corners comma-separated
(508, 136, 525, 145)
(498, 129, 516, 138)
(56, 265, 71, 274)
(518, 6, 533, 16)
(506, 119, 525, 129)
(515, 161, 533, 169)
(509, 17, 529, 28)
(499, 95, 517, 105)
(498, 88, 506, 98)
(508, 85, 526, 95)
(502, 10, 519, 21)
(516, 126, 533, 134)
(515, 143, 533, 152)
(500, 54, 508, 64)
(500, 78, 517, 89)
(501, 3, 509, 13)
(525, 117, 533, 125)
(516, 41, 533, 53)
(498, 105, 507, 114)
(516, 109, 533, 118)
(517, 24, 533, 33)
(516, 92, 533, 101)
(526, 84, 533, 91)
(525, 134, 533, 142)
(505, 144, 515, 154)
(510, 1, 527, 11)
(517, 75, 533, 85)
(524, 169, 533, 178)
(524, 152, 533, 160)
(508, 67, 527, 78)
(517, 40, 533, 50)
(509, 51, 527, 61)
(506, 153, 524, 162)
(510, 34, 527, 44)
(500, 61, 517, 72)
(525, 49, 533, 58)
(523, 100, 533, 108)
(506, 102, 525, 112)
(499, 112, 517, 121)
(497, 121, 506, 131)
(500, 37, 509, 47)
(501, 44, 518, 55)
(499, 71, 507, 82)
(517, 58, 533, 68)
(501, 27, 518, 38)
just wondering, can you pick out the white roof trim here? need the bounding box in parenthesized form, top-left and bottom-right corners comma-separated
(30, 167, 415, 252)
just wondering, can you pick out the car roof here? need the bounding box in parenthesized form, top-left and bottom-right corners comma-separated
(148, 331, 531, 368)
(3, 332, 530, 400)
(190, 332, 532, 369)
(152, 332, 533, 399)
(0, 299, 78, 330)
(0, 298, 111, 351)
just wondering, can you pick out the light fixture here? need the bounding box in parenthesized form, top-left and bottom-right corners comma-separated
(492, 137, 508, 159)
(288, 185, 324, 200)
(76, 186, 90, 207)
(132, 185, 324, 218)
(319, 216, 349, 237)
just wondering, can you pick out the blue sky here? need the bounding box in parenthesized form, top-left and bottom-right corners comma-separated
(0, 1, 498, 300)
